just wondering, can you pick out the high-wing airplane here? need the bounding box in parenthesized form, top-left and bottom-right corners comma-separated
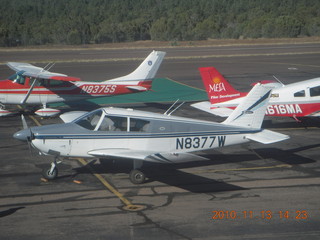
(192, 67, 320, 120)
(0, 50, 166, 117)
(14, 83, 289, 184)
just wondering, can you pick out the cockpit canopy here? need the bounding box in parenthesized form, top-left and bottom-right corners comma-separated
(74, 109, 150, 132)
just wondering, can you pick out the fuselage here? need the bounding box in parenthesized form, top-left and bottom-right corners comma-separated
(20, 108, 258, 158)
(212, 78, 320, 117)
(0, 74, 152, 105)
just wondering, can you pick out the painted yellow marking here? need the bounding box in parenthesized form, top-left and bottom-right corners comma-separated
(40, 178, 48, 182)
(166, 77, 206, 92)
(73, 180, 82, 184)
(17, 105, 42, 126)
(75, 158, 145, 211)
(29, 115, 42, 126)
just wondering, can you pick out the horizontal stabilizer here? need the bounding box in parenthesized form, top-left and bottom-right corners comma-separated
(88, 149, 209, 163)
(246, 129, 289, 144)
(125, 86, 148, 91)
(191, 101, 233, 117)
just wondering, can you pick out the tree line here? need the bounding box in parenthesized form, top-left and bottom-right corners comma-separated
(0, 0, 319, 47)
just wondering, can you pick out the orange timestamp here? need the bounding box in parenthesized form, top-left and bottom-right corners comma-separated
(211, 210, 308, 220)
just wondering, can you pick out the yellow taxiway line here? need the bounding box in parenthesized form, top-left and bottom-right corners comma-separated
(75, 158, 145, 211)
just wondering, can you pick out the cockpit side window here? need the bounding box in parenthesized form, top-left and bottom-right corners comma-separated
(294, 90, 305, 97)
(97, 115, 127, 131)
(75, 110, 103, 130)
(310, 86, 320, 97)
(129, 118, 150, 132)
(9, 73, 26, 85)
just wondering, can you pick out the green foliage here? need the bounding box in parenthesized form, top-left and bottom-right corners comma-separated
(0, 0, 319, 47)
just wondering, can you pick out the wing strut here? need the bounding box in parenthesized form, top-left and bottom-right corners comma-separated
(19, 62, 55, 105)
(20, 78, 39, 104)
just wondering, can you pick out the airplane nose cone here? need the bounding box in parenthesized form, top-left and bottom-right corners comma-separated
(13, 129, 32, 141)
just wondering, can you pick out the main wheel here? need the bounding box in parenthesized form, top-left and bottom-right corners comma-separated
(129, 169, 146, 184)
(42, 167, 58, 180)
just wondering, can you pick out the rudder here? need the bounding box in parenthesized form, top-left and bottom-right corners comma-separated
(106, 50, 166, 83)
(222, 83, 273, 129)
(199, 67, 243, 104)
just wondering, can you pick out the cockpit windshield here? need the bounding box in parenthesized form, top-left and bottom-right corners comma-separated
(74, 109, 103, 130)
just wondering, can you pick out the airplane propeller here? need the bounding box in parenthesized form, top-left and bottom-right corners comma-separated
(14, 115, 35, 155)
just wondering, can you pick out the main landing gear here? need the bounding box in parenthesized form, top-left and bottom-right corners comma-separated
(42, 158, 61, 180)
(41, 158, 147, 184)
(129, 160, 146, 184)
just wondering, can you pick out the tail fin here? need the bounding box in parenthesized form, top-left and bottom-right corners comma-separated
(222, 83, 272, 129)
(199, 67, 244, 104)
(106, 50, 166, 83)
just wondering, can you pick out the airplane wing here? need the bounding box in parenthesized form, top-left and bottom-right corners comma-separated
(7, 62, 67, 79)
(60, 111, 88, 123)
(7, 62, 80, 104)
(88, 149, 209, 163)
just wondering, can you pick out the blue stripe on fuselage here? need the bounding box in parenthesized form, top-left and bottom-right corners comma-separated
(34, 129, 259, 140)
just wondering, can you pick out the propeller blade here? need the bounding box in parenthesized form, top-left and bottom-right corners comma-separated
(21, 114, 28, 129)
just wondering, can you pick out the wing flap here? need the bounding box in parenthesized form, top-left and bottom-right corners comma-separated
(88, 149, 209, 163)
(88, 149, 153, 160)
(246, 129, 289, 144)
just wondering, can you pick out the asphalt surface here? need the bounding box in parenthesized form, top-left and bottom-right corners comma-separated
(1, 42, 320, 240)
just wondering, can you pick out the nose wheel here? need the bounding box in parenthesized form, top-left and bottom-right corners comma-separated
(42, 159, 61, 180)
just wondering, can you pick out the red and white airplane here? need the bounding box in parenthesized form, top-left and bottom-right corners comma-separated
(0, 50, 166, 117)
(192, 67, 320, 120)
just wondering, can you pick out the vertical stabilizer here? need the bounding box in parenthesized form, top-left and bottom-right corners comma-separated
(199, 67, 244, 104)
(106, 51, 166, 83)
(222, 83, 273, 129)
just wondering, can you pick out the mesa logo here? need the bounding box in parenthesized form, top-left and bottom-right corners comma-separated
(209, 77, 226, 93)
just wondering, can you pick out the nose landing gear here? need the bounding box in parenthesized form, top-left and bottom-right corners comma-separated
(42, 158, 61, 180)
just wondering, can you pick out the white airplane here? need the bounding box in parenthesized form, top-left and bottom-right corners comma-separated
(192, 67, 320, 120)
(14, 83, 289, 184)
(0, 51, 166, 117)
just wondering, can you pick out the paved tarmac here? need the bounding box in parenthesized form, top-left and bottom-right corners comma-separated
(0, 42, 320, 239)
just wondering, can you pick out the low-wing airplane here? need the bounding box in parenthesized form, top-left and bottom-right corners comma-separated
(0, 50, 166, 117)
(192, 67, 320, 120)
(14, 83, 289, 184)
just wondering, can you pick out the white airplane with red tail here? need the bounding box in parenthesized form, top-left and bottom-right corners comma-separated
(0, 50, 166, 117)
(192, 67, 320, 120)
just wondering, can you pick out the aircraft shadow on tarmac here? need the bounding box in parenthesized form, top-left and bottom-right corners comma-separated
(66, 144, 318, 193)
(70, 158, 246, 193)
(0, 207, 25, 218)
(250, 144, 319, 165)
(262, 117, 320, 129)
